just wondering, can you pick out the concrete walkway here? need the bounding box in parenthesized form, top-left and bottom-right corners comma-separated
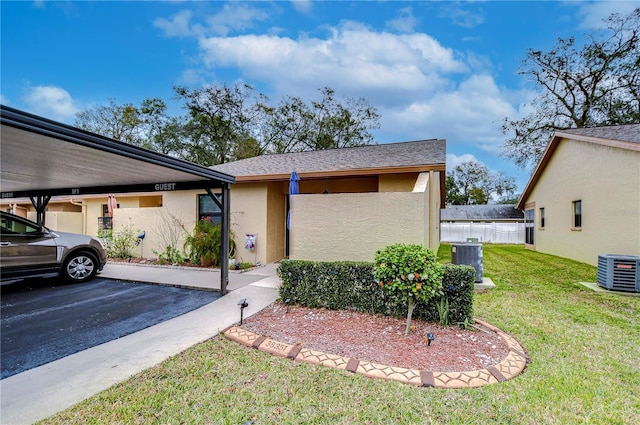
(0, 263, 281, 425)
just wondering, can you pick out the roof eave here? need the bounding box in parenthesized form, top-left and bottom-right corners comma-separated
(232, 164, 446, 182)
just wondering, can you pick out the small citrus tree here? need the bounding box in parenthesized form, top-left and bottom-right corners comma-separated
(374, 243, 443, 335)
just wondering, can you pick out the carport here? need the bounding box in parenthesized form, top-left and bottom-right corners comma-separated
(0, 105, 236, 294)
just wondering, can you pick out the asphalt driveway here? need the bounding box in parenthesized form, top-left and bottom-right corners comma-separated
(1, 278, 220, 379)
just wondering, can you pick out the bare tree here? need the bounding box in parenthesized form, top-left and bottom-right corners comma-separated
(502, 8, 640, 169)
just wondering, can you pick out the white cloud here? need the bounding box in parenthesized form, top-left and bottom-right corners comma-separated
(197, 21, 468, 104)
(23, 85, 79, 122)
(204, 3, 270, 36)
(385, 6, 419, 33)
(438, 3, 484, 28)
(165, 11, 525, 154)
(382, 74, 518, 151)
(447, 153, 480, 169)
(291, 0, 313, 15)
(156, 4, 271, 38)
(154, 10, 199, 38)
(575, 1, 638, 29)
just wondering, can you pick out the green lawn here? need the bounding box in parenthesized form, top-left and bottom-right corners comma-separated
(40, 245, 640, 425)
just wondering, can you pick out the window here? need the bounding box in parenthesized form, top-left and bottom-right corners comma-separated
(1, 214, 41, 235)
(539, 208, 545, 229)
(198, 194, 222, 224)
(99, 204, 114, 230)
(525, 208, 535, 245)
(573, 200, 582, 229)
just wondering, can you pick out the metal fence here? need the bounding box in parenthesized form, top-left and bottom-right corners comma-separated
(440, 222, 524, 244)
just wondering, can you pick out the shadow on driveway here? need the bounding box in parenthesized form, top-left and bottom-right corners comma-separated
(1, 278, 220, 379)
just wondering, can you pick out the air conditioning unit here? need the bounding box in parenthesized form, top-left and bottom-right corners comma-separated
(452, 243, 483, 283)
(597, 254, 640, 293)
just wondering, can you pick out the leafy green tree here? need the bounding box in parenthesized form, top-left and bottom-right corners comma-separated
(174, 83, 262, 166)
(259, 87, 380, 153)
(446, 160, 517, 205)
(306, 87, 380, 150)
(502, 8, 640, 169)
(257, 96, 314, 154)
(75, 86, 381, 165)
(374, 244, 443, 336)
(75, 97, 182, 155)
(75, 99, 143, 146)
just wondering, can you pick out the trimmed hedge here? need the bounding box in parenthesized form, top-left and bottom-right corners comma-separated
(277, 260, 475, 325)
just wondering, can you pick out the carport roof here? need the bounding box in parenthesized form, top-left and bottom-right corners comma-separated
(0, 106, 235, 199)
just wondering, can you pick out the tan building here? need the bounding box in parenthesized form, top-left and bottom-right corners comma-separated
(3, 139, 446, 266)
(212, 139, 446, 264)
(517, 125, 640, 266)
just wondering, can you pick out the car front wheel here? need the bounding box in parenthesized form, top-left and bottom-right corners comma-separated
(63, 251, 99, 282)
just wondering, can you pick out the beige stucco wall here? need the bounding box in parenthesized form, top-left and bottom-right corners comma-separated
(379, 173, 419, 192)
(289, 192, 426, 262)
(112, 207, 164, 258)
(3, 169, 443, 266)
(525, 138, 640, 265)
(227, 183, 269, 265)
(266, 182, 287, 264)
(85, 198, 105, 237)
(162, 187, 275, 265)
(429, 171, 442, 253)
(289, 172, 436, 262)
(26, 211, 83, 234)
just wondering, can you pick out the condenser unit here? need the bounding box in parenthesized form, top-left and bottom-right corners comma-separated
(452, 243, 483, 283)
(597, 254, 640, 293)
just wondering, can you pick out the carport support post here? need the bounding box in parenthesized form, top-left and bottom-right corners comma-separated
(29, 195, 51, 226)
(220, 183, 231, 295)
(207, 186, 231, 295)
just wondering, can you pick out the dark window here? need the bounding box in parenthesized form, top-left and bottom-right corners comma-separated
(539, 208, 545, 229)
(198, 194, 222, 224)
(525, 208, 534, 245)
(573, 200, 582, 228)
(100, 204, 113, 230)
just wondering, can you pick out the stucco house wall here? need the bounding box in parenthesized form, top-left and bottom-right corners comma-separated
(518, 126, 640, 266)
(3, 140, 446, 267)
(26, 211, 83, 234)
(210, 139, 446, 265)
(289, 172, 440, 262)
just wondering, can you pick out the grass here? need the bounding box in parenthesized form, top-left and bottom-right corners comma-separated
(39, 245, 640, 425)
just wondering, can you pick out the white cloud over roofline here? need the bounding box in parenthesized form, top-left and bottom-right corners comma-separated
(22, 85, 79, 123)
(155, 7, 536, 153)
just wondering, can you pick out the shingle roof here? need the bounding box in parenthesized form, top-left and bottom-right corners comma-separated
(557, 124, 640, 144)
(211, 139, 445, 179)
(441, 205, 523, 221)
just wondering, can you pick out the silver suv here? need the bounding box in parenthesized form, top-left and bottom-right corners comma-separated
(0, 211, 107, 284)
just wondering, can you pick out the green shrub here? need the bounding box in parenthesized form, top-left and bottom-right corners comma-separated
(153, 245, 187, 265)
(277, 260, 475, 325)
(103, 224, 139, 258)
(374, 244, 443, 335)
(434, 263, 475, 325)
(183, 219, 236, 267)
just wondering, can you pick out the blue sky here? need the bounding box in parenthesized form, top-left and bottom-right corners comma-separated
(2, 1, 637, 191)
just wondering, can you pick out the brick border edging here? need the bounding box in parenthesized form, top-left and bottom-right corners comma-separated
(223, 318, 528, 389)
